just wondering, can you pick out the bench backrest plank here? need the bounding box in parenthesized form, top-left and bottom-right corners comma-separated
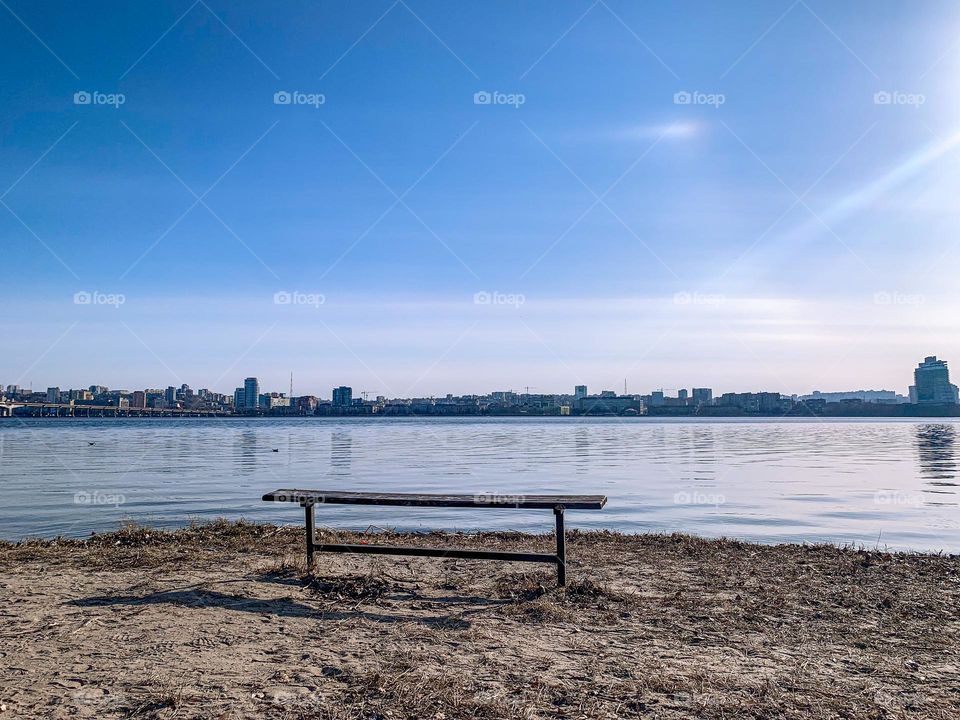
(262, 489, 606, 510)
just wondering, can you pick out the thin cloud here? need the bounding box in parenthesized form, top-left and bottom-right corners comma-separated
(572, 121, 703, 143)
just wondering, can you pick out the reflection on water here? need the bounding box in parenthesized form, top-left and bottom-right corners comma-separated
(331, 431, 352, 475)
(2, 416, 960, 551)
(916, 424, 958, 486)
(574, 427, 590, 475)
(236, 430, 259, 476)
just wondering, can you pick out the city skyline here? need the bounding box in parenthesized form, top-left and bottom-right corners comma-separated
(0, 369, 930, 402)
(4, 2, 960, 395)
(11, 351, 957, 408)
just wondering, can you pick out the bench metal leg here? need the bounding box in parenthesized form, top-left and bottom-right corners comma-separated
(304, 502, 315, 569)
(554, 506, 566, 587)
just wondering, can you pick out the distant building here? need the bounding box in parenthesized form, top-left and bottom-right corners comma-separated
(233, 387, 245, 410)
(649, 390, 665, 407)
(910, 356, 959, 405)
(718, 392, 784, 413)
(677, 389, 689, 401)
(578, 394, 642, 416)
(131, 391, 146, 408)
(490, 391, 518, 405)
(244, 377, 260, 411)
(164, 386, 176, 405)
(574, 385, 587, 400)
(296, 395, 319, 414)
(691, 388, 713, 406)
(262, 393, 290, 410)
(46, 387, 60, 403)
(802, 389, 907, 404)
(332, 386, 353, 407)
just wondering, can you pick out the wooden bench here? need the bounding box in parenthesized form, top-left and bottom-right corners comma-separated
(262, 489, 607, 586)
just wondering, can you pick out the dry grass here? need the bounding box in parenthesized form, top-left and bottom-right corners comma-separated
(2, 522, 959, 719)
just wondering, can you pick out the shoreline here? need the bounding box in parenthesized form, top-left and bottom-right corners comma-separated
(3, 521, 959, 718)
(4, 521, 960, 556)
(5, 412, 960, 419)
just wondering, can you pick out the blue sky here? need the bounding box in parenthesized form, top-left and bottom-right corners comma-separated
(2, 0, 959, 397)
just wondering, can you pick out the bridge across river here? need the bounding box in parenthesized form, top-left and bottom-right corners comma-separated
(0, 401, 230, 418)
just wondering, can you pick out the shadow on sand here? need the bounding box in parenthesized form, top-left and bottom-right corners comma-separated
(67, 578, 498, 629)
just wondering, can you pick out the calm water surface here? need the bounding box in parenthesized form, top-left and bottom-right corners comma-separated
(1, 417, 958, 551)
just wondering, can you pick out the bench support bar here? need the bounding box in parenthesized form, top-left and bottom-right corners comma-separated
(312, 543, 557, 565)
(305, 503, 315, 568)
(555, 507, 566, 586)
(297, 501, 571, 586)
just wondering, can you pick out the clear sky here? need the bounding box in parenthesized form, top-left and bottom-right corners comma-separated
(2, 0, 959, 398)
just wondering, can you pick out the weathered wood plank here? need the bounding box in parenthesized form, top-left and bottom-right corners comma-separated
(262, 489, 607, 510)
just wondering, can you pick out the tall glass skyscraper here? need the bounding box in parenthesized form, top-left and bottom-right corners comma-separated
(244, 377, 260, 411)
(910, 357, 960, 404)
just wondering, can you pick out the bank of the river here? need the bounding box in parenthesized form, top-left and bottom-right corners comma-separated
(1, 521, 958, 719)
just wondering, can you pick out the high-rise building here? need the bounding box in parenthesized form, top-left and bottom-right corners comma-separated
(164, 386, 176, 405)
(46, 387, 60, 403)
(244, 377, 260, 411)
(678, 389, 689, 401)
(574, 385, 587, 400)
(332, 386, 353, 407)
(131, 391, 146, 408)
(910, 356, 960, 404)
(233, 387, 245, 410)
(692, 388, 713, 406)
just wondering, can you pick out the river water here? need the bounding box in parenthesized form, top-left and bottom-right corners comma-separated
(1, 416, 957, 551)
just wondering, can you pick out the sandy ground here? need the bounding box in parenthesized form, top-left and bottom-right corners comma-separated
(1, 521, 959, 719)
